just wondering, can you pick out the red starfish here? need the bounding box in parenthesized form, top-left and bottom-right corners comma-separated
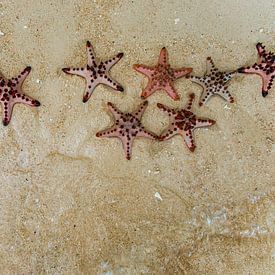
(238, 43, 274, 97)
(96, 101, 158, 160)
(157, 93, 215, 152)
(133, 47, 192, 100)
(187, 57, 236, 106)
(62, 41, 124, 103)
(0, 67, 40, 126)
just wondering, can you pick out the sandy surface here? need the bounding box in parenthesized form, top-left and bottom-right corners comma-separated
(0, 0, 274, 273)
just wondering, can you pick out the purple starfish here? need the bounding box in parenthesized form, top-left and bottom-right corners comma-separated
(0, 67, 40, 126)
(62, 41, 124, 103)
(96, 101, 158, 160)
(238, 43, 274, 97)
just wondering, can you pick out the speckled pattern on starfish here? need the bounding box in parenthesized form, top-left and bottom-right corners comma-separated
(238, 43, 274, 97)
(96, 101, 158, 160)
(62, 41, 124, 103)
(157, 93, 215, 152)
(0, 67, 40, 126)
(133, 47, 192, 100)
(187, 57, 237, 106)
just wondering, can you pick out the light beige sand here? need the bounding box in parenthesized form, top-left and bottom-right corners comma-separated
(0, 0, 274, 273)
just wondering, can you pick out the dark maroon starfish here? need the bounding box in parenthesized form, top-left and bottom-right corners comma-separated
(0, 67, 40, 126)
(157, 93, 215, 152)
(62, 41, 124, 103)
(238, 43, 274, 97)
(96, 101, 158, 160)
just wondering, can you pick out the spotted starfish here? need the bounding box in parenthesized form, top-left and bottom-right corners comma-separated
(133, 47, 192, 100)
(157, 93, 215, 152)
(96, 101, 158, 160)
(0, 67, 40, 126)
(187, 57, 237, 106)
(238, 43, 274, 97)
(62, 41, 124, 103)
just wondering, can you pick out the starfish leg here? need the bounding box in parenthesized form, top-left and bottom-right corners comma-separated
(188, 75, 206, 87)
(198, 87, 213, 106)
(216, 86, 234, 103)
(164, 80, 180, 100)
(62, 67, 87, 77)
(1, 102, 14, 126)
(105, 53, 124, 70)
(86, 41, 97, 66)
(173, 67, 193, 79)
(195, 118, 216, 128)
(133, 64, 154, 77)
(186, 93, 195, 110)
(256, 43, 266, 63)
(140, 81, 157, 99)
(134, 101, 148, 119)
(136, 127, 158, 140)
(82, 80, 100, 103)
(106, 102, 123, 118)
(100, 75, 124, 92)
(96, 125, 119, 138)
(121, 136, 134, 160)
(184, 130, 196, 152)
(261, 72, 274, 97)
(223, 71, 237, 82)
(13, 93, 40, 107)
(158, 47, 168, 65)
(206, 57, 216, 74)
(12, 66, 32, 90)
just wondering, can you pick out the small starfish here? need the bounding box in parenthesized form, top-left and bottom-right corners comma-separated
(62, 41, 124, 103)
(238, 43, 274, 97)
(133, 47, 192, 100)
(157, 93, 215, 152)
(96, 101, 158, 160)
(0, 67, 40, 126)
(187, 57, 237, 106)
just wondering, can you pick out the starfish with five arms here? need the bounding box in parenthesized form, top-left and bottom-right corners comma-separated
(157, 93, 215, 152)
(238, 43, 274, 97)
(187, 57, 237, 106)
(133, 47, 192, 100)
(0, 67, 40, 126)
(96, 101, 158, 160)
(62, 41, 124, 103)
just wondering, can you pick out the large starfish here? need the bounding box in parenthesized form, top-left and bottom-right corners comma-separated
(96, 101, 158, 160)
(133, 47, 192, 100)
(187, 57, 237, 106)
(157, 93, 215, 152)
(62, 41, 124, 103)
(0, 67, 40, 126)
(238, 43, 274, 97)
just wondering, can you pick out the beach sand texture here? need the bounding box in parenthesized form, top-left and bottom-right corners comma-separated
(0, 0, 274, 273)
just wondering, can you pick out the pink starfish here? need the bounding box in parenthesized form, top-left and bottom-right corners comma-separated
(133, 47, 192, 100)
(62, 41, 124, 103)
(187, 57, 236, 106)
(238, 43, 274, 97)
(96, 101, 158, 160)
(157, 93, 215, 152)
(0, 67, 40, 126)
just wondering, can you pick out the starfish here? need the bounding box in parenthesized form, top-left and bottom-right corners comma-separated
(157, 93, 215, 152)
(62, 41, 124, 103)
(238, 43, 275, 97)
(133, 47, 192, 100)
(96, 101, 158, 160)
(187, 57, 237, 106)
(0, 67, 40, 126)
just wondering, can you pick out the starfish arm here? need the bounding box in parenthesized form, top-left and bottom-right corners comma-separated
(136, 127, 159, 140)
(195, 118, 216, 128)
(186, 93, 195, 110)
(62, 67, 87, 78)
(100, 75, 124, 92)
(164, 80, 180, 100)
(1, 102, 14, 126)
(198, 87, 213, 106)
(256, 43, 266, 63)
(158, 47, 168, 65)
(184, 130, 196, 152)
(121, 136, 134, 160)
(215, 86, 234, 103)
(12, 93, 41, 107)
(159, 126, 177, 141)
(206, 57, 216, 74)
(96, 125, 119, 138)
(82, 80, 100, 103)
(86, 41, 97, 66)
(134, 101, 148, 120)
(188, 75, 207, 87)
(106, 102, 123, 119)
(261, 72, 275, 97)
(173, 67, 193, 79)
(140, 81, 157, 99)
(133, 64, 155, 77)
(104, 53, 124, 71)
(157, 102, 174, 114)
(223, 71, 237, 82)
(12, 66, 32, 90)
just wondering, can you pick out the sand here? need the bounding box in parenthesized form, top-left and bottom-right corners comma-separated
(0, 0, 274, 273)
